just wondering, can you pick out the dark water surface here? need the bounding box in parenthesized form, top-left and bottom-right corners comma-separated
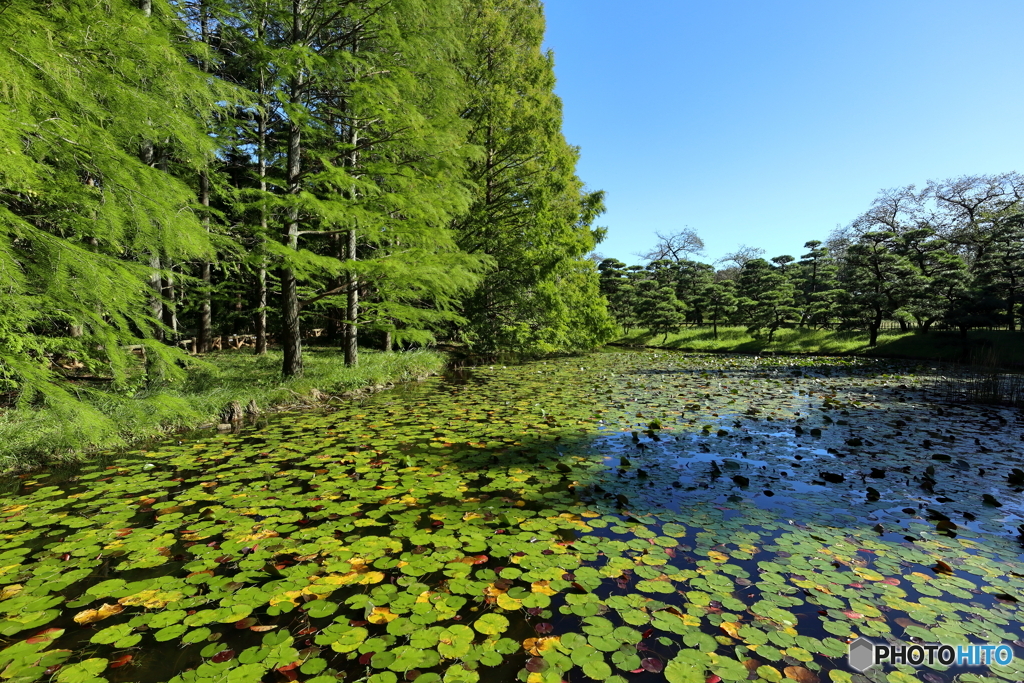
(1, 351, 1023, 683)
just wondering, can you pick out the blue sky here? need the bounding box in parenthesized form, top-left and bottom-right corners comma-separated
(542, 0, 1024, 266)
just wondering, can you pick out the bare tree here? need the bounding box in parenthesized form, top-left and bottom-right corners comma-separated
(929, 173, 1024, 262)
(847, 185, 929, 236)
(929, 173, 1022, 232)
(638, 228, 705, 263)
(718, 244, 765, 269)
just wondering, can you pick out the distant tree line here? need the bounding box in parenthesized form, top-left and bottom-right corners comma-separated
(600, 173, 1024, 345)
(1, 0, 615, 408)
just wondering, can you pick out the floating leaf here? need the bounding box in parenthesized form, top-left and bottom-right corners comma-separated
(783, 666, 819, 683)
(73, 603, 123, 625)
(473, 614, 508, 635)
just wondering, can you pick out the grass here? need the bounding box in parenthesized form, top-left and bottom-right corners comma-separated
(616, 326, 1024, 367)
(0, 348, 446, 472)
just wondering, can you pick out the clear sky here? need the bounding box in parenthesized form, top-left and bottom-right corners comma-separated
(542, 0, 1024, 266)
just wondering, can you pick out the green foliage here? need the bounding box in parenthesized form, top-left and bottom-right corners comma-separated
(0, 0, 226, 411)
(453, 0, 614, 354)
(598, 260, 641, 331)
(838, 232, 921, 345)
(617, 326, 1024, 366)
(1, 0, 613, 421)
(734, 258, 798, 342)
(636, 282, 687, 343)
(793, 241, 841, 327)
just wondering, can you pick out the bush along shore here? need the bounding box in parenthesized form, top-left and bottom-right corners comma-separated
(0, 349, 445, 474)
(615, 327, 1024, 368)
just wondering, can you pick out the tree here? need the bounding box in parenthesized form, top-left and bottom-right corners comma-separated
(636, 282, 687, 343)
(734, 258, 798, 342)
(598, 259, 638, 330)
(837, 232, 919, 346)
(972, 209, 1024, 330)
(639, 228, 704, 263)
(672, 260, 716, 326)
(705, 280, 737, 339)
(893, 227, 967, 332)
(0, 0, 224, 439)
(720, 244, 766, 269)
(794, 241, 841, 328)
(452, 0, 614, 354)
(221, 0, 487, 374)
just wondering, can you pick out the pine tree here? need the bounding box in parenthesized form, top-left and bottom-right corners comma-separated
(672, 260, 716, 325)
(837, 232, 920, 346)
(734, 258, 798, 342)
(893, 227, 968, 332)
(707, 281, 738, 339)
(972, 209, 1024, 331)
(794, 241, 841, 328)
(636, 283, 687, 343)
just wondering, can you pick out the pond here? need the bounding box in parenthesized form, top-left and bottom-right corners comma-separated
(1, 351, 1023, 683)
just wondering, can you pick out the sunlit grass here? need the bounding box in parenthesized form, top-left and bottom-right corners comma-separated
(617, 326, 1024, 366)
(0, 349, 446, 471)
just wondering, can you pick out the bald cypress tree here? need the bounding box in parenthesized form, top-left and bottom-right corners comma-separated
(453, 0, 614, 354)
(0, 0, 227, 443)
(218, 0, 486, 375)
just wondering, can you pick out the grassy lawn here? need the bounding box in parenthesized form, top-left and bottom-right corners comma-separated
(617, 326, 1024, 367)
(0, 348, 446, 472)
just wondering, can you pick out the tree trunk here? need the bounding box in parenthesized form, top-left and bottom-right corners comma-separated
(139, 96, 162, 339)
(343, 90, 359, 368)
(254, 266, 267, 354)
(344, 228, 358, 367)
(196, 267, 212, 352)
(162, 266, 178, 339)
(281, 3, 305, 377)
(148, 252, 163, 340)
(384, 330, 392, 353)
(868, 311, 882, 347)
(281, 266, 302, 374)
(254, 48, 269, 356)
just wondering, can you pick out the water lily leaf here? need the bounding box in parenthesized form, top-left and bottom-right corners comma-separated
(368, 607, 399, 624)
(55, 658, 107, 683)
(438, 625, 474, 659)
(664, 651, 707, 683)
(73, 603, 123, 625)
(329, 626, 368, 653)
(442, 664, 478, 683)
(783, 666, 819, 683)
(473, 613, 508, 635)
(582, 658, 612, 680)
(181, 627, 212, 644)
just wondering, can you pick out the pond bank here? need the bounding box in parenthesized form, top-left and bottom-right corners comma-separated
(617, 327, 1024, 368)
(0, 349, 446, 474)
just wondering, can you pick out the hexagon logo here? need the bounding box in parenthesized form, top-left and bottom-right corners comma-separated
(848, 637, 876, 671)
